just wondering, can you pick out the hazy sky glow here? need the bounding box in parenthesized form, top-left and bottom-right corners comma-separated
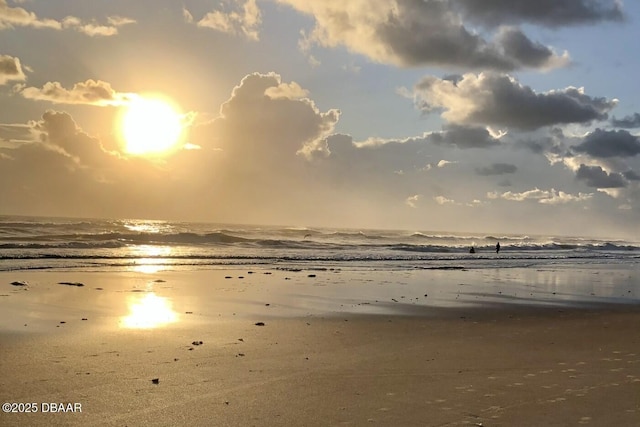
(1, 0, 639, 238)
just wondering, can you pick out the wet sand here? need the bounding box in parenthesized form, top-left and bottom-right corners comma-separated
(1, 267, 639, 426)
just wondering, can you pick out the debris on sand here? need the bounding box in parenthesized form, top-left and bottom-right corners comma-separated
(255, 322, 265, 326)
(191, 340, 203, 346)
(58, 282, 85, 287)
(10, 281, 28, 287)
(151, 378, 160, 384)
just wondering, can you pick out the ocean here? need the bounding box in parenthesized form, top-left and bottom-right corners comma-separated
(1, 215, 639, 273)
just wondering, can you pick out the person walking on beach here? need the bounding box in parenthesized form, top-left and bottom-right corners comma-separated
(496, 242, 500, 254)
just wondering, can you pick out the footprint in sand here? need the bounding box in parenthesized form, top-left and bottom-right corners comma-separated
(541, 384, 560, 389)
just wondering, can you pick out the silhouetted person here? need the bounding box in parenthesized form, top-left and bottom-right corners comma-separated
(469, 246, 475, 254)
(496, 242, 501, 254)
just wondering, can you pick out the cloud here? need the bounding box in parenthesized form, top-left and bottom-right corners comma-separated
(623, 170, 640, 181)
(427, 124, 503, 149)
(405, 194, 420, 208)
(62, 15, 135, 37)
(0, 0, 133, 35)
(264, 81, 309, 100)
(575, 164, 627, 188)
(0, 111, 180, 219)
(516, 128, 567, 156)
(454, 0, 624, 28)
(476, 163, 517, 176)
(572, 129, 640, 158)
(0, 0, 61, 29)
(414, 73, 616, 130)
(192, 72, 340, 162)
(434, 195, 456, 205)
(488, 188, 593, 204)
(20, 79, 133, 106)
(183, 7, 194, 23)
(0, 54, 25, 85)
(611, 113, 640, 129)
(356, 124, 504, 152)
(277, 0, 568, 70)
(31, 110, 116, 167)
(495, 27, 569, 69)
(437, 160, 456, 168)
(190, 0, 261, 40)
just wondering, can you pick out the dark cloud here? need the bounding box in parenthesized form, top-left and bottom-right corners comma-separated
(279, 0, 568, 71)
(623, 170, 640, 181)
(454, 0, 624, 28)
(572, 129, 640, 158)
(476, 163, 518, 176)
(0, 54, 25, 85)
(517, 136, 569, 157)
(426, 124, 502, 149)
(496, 27, 564, 68)
(33, 111, 114, 167)
(576, 164, 626, 188)
(611, 113, 640, 129)
(415, 73, 616, 130)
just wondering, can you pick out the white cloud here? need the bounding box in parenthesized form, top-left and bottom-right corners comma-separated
(434, 195, 456, 205)
(489, 188, 593, 204)
(405, 194, 420, 208)
(193, 0, 262, 41)
(0, 0, 61, 30)
(20, 79, 134, 106)
(0, 0, 133, 36)
(264, 81, 309, 100)
(437, 159, 456, 168)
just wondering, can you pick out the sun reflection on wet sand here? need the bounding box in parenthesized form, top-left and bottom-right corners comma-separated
(121, 293, 178, 329)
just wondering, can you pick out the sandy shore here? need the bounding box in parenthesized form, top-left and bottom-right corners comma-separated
(1, 267, 639, 426)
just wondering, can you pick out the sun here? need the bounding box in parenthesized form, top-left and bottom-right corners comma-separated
(120, 95, 183, 156)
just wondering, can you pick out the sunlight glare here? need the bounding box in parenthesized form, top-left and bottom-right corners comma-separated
(120, 95, 183, 156)
(121, 293, 178, 329)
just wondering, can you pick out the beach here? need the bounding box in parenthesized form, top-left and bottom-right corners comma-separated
(1, 266, 639, 426)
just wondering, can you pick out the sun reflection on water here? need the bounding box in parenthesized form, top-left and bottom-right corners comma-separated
(130, 245, 173, 274)
(121, 293, 178, 329)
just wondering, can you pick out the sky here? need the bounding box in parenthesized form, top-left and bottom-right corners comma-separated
(1, 0, 639, 238)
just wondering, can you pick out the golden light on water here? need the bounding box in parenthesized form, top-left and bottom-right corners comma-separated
(132, 263, 165, 274)
(129, 245, 173, 274)
(121, 293, 178, 329)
